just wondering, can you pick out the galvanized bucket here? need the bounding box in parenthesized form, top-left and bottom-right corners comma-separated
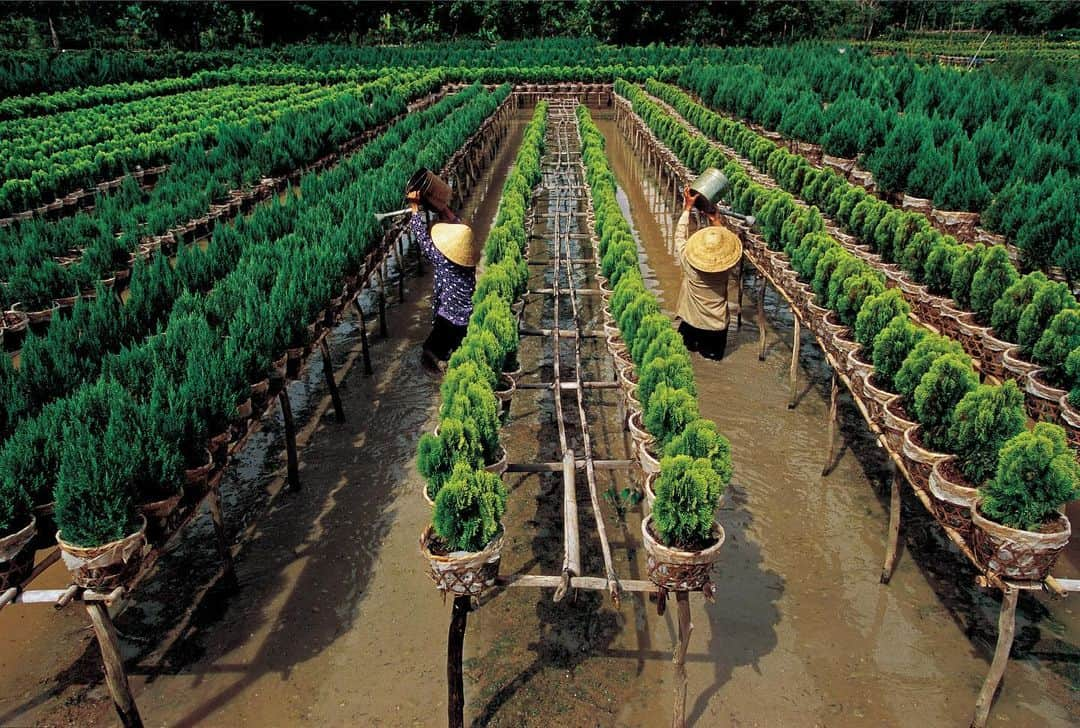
(689, 168, 728, 214)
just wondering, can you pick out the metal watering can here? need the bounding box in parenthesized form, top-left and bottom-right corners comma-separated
(689, 168, 754, 224)
(374, 168, 455, 222)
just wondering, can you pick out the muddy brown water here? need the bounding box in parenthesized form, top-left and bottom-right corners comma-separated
(0, 109, 1076, 727)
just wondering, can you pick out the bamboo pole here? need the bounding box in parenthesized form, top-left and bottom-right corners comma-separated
(757, 277, 767, 361)
(822, 373, 840, 475)
(320, 339, 346, 423)
(206, 484, 238, 587)
(788, 316, 801, 409)
(555, 448, 581, 603)
(376, 265, 388, 338)
(86, 601, 144, 728)
(278, 389, 300, 492)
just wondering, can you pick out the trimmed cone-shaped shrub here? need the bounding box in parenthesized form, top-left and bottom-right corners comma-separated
(950, 243, 987, 311)
(991, 272, 1048, 343)
(970, 246, 1018, 325)
(652, 455, 723, 549)
(1033, 309, 1080, 388)
(664, 419, 733, 487)
(619, 292, 660, 348)
(912, 352, 979, 452)
(855, 289, 911, 350)
(417, 417, 483, 501)
(1068, 347, 1080, 408)
(470, 293, 518, 368)
(811, 245, 846, 302)
(447, 333, 500, 390)
(631, 313, 674, 365)
(949, 381, 1028, 485)
(442, 381, 501, 466)
(980, 423, 1080, 531)
(644, 383, 700, 451)
(895, 333, 966, 408)
(433, 462, 507, 553)
(837, 270, 886, 328)
(638, 354, 696, 414)
(826, 256, 864, 312)
(924, 239, 964, 296)
(0, 473, 30, 535)
(1017, 280, 1077, 357)
(936, 141, 991, 211)
(872, 314, 928, 392)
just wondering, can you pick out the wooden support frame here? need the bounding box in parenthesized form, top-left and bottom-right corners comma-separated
(320, 339, 346, 423)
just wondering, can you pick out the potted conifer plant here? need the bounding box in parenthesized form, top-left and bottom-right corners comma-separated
(642, 455, 726, 594)
(930, 381, 1026, 539)
(0, 478, 35, 591)
(851, 290, 909, 406)
(972, 423, 1079, 581)
(420, 462, 507, 597)
(905, 353, 978, 491)
(1058, 347, 1080, 450)
(870, 315, 926, 447)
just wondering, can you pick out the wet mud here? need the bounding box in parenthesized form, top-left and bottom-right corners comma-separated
(1, 108, 1076, 728)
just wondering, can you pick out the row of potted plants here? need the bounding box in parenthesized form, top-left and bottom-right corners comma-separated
(417, 102, 548, 596)
(617, 90, 1078, 583)
(0, 80, 477, 445)
(577, 104, 733, 593)
(0, 83, 513, 592)
(628, 79, 1080, 447)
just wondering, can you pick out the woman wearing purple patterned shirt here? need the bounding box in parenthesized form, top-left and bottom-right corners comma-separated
(406, 191, 481, 372)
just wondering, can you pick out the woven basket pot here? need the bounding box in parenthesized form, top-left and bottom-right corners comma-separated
(790, 280, 814, 320)
(639, 439, 661, 475)
(882, 399, 917, 454)
(978, 329, 1012, 382)
(642, 471, 658, 513)
(1058, 394, 1080, 452)
(57, 516, 148, 591)
(901, 426, 949, 493)
(627, 410, 655, 451)
(140, 487, 185, 546)
(971, 503, 1070, 582)
(1001, 347, 1039, 384)
(846, 345, 874, 401)
(641, 515, 725, 592)
(493, 372, 517, 404)
(928, 458, 977, 543)
(0, 517, 37, 591)
(862, 374, 897, 429)
(900, 194, 933, 214)
(1024, 370, 1066, 425)
(598, 276, 614, 302)
(805, 298, 831, 341)
(420, 525, 503, 597)
(823, 312, 858, 366)
(617, 360, 639, 397)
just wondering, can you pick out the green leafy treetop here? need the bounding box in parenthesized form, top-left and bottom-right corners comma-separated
(664, 418, 733, 487)
(652, 455, 723, 550)
(912, 352, 979, 452)
(433, 462, 507, 553)
(980, 423, 1080, 532)
(1067, 347, 1080, 409)
(1033, 309, 1080, 388)
(638, 354, 695, 414)
(854, 289, 910, 351)
(871, 314, 927, 393)
(949, 243, 987, 310)
(948, 381, 1027, 485)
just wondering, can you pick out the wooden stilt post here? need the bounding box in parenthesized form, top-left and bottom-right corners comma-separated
(447, 595, 471, 728)
(756, 278, 767, 361)
(822, 373, 840, 475)
(880, 465, 903, 584)
(320, 339, 346, 423)
(736, 257, 744, 330)
(376, 266, 388, 339)
(278, 390, 300, 492)
(86, 602, 144, 728)
(671, 591, 693, 728)
(787, 316, 801, 409)
(206, 484, 238, 587)
(352, 298, 373, 376)
(396, 237, 406, 303)
(971, 588, 1019, 728)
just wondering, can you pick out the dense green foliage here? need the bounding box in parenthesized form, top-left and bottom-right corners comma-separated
(432, 462, 507, 553)
(949, 381, 1028, 485)
(980, 423, 1080, 531)
(912, 352, 979, 451)
(651, 455, 723, 550)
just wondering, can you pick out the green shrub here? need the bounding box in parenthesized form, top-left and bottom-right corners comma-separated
(610, 273, 646, 322)
(644, 383, 699, 451)
(991, 272, 1047, 343)
(892, 212, 928, 264)
(663, 418, 733, 486)
(417, 417, 483, 501)
(949, 243, 987, 310)
(790, 233, 831, 281)
(638, 354, 695, 413)
(970, 246, 1018, 324)
(1067, 347, 1080, 408)
(1032, 309, 1080, 387)
(473, 262, 515, 305)
(855, 289, 910, 350)
(825, 255, 863, 312)
(618, 292, 660, 346)
(837, 270, 885, 328)
(894, 333, 967, 409)
(640, 327, 684, 368)
(872, 209, 902, 262)
(0, 474, 30, 535)
(949, 381, 1028, 485)
(872, 315, 927, 392)
(1017, 280, 1077, 357)
(652, 455, 723, 549)
(912, 353, 979, 452)
(631, 313, 673, 365)
(980, 423, 1080, 531)
(470, 293, 518, 368)
(441, 380, 501, 465)
(432, 462, 507, 553)
(898, 228, 940, 283)
(924, 239, 963, 296)
(448, 332, 501, 388)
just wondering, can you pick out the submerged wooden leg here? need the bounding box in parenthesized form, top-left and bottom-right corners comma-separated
(320, 339, 346, 423)
(279, 390, 300, 492)
(86, 602, 144, 728)
(970, 588, 1019, 728)
(448, 595, 471, 728)
(207, 485, 238, 587)
(352, 298, 373, 377)
(396, 237, 406, 302)
(822, 373, 840, 475)
(880, 467, 903, 584)
(788, 316, 801, 409)
(376, 266, 389, 339)
(756, 278, 767, 361)
(736, 258, 745, 330)
(672, 591, 693, 728)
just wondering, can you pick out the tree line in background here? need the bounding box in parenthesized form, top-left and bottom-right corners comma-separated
(0, 0, 1076, 51)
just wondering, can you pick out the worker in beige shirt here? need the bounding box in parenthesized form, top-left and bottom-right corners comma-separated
(674, 187, 743, 360)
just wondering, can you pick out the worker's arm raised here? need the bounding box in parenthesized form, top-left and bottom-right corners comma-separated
(674, 187, 696, 265)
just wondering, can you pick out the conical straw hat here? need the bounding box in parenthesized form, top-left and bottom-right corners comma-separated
(685, 224, 742, 273)
(431, 223, 480, 267)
